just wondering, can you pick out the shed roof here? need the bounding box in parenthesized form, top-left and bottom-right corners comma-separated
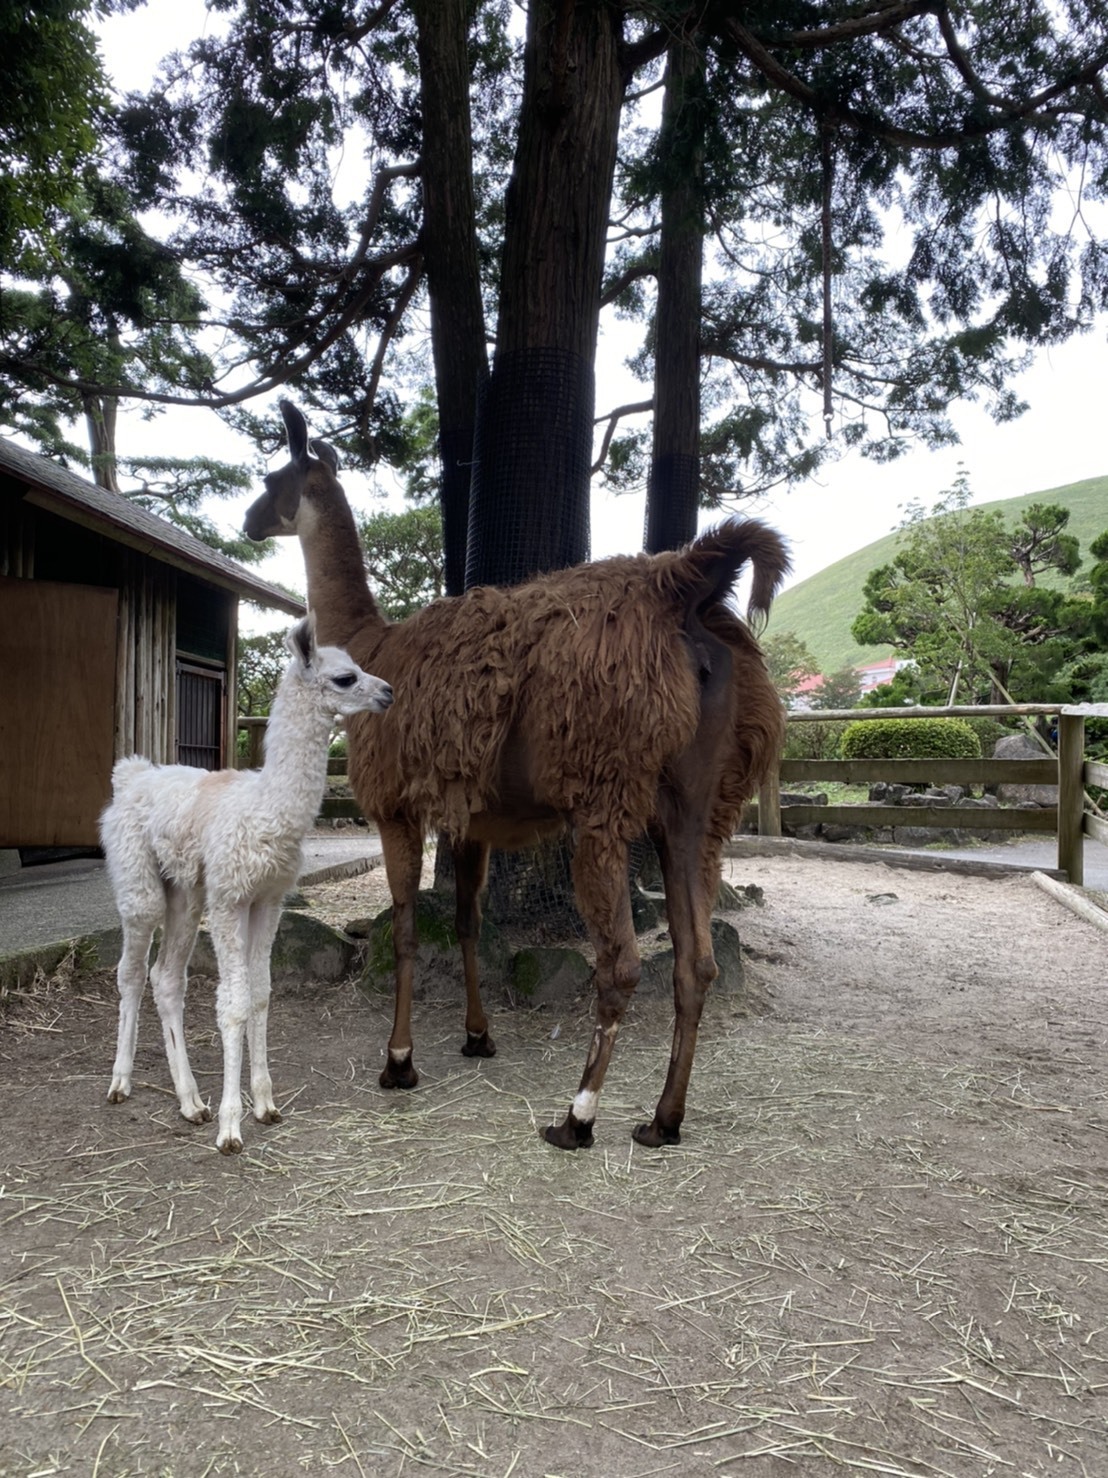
(0, 436, 304, 616)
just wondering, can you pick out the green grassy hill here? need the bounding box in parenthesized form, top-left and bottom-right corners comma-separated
(769, 473, 1108, 674)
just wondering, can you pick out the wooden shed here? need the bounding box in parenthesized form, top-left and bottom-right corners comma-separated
(0, 437, 304, 850)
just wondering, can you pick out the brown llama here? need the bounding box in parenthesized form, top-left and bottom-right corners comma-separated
(244, 399, 789, 1150)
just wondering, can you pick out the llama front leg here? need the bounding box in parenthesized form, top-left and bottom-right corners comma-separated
(454, 839, 496, 1059)
(208, 904, 252, 1154)
(546, 831, 641, 1150)
(108, 918, 157, 1104)
(150, 884, 209, 1124)
(245, 897, 284, 1125)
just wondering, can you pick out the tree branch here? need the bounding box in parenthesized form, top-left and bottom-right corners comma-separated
(591, 398, 653, 474)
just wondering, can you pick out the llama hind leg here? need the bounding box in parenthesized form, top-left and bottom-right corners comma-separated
(208, 904, 251, 1153)
(150, 884, 209, 1124)
(245, 897, 283, 1125)
(546, 830, 641, 1151)
(632, 815, 721, 1149)
(454, 839, 495, 1059)
(108, 916, 158, 1104)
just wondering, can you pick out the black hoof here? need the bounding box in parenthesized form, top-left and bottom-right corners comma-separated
(380, 1055, 419, 1090)
(544, 1114, 595, 1151)
(461, 1030, 497, 1059)
(632, 1120, 681, 1148)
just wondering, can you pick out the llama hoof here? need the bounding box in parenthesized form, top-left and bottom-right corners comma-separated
(544, 1114, 595, 1151)
(461, 1030, 496, 1059)
(217, 1134, 244, 1156)
(107, 1081, 131, 1104)
(181, 1099, 212, 1124)
(632, 1120, 681, 1148)
(254, 1106, 283, 1125)
(380, 1056, 419, 1091)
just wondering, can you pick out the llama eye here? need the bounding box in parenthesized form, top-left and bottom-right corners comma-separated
(332, 673, 358, 689)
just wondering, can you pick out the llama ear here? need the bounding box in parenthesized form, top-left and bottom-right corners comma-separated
(279, 399, 311, 468)
(312, 439, 340, 474)
(287, 615, 315, 668)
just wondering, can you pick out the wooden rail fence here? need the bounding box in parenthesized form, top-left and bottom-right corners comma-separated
(239, 701, 1108, 886)
(757, 702, 1108, 886)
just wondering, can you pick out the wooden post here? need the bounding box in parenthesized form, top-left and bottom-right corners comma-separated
(758, 767, 782, 837)
(1057, 711, 1084, 886)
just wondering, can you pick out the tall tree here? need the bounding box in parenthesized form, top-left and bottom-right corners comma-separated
(411, 0, 490, 596)
(3, 2, 1108, 583)
(465, 0, 625, 587)
(644, 25, 707, 553)
(851, 476, 1093, 704)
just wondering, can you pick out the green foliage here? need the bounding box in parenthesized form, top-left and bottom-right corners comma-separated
(1009, 503, 1080, 585)
(356, 504, 444, 619)
(850, 469, 1023, 703)
(859, 666, 930, 708)
(3, 0, 1108, 530)
(783, 719, 850, 762)
(808, 667, 863, 710)
(0, 0, 113, 273)
(848, 470, 1104, 706)
(772, 475, 1108, 673)
(762, 629, 820, 703)
(120, 455, 268, 562)
(839, 718, 981, 762)
(237, 630, 288, 717)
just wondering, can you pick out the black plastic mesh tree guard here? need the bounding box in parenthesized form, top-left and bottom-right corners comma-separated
(465, 347, 592, 589)
(645, 451, 701, 554)
(438, 424, 477, 598)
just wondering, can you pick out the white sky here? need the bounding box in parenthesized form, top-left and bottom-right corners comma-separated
(92, 5, 1108, 631)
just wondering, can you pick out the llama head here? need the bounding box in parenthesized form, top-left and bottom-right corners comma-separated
(243, 400, 340, 542)
(285, 614, 394, 719)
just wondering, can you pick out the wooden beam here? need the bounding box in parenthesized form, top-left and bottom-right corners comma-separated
(780, 758, 1056, 784)
(1031, 870, 1108, 932)
(776, 803, 1056, 831)
(1057, 712, 1085, 885)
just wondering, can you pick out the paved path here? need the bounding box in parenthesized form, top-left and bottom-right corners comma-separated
(0, 832, 383, 963)
(920, 835, 1108, 891)
(3, 829, 1105, 977)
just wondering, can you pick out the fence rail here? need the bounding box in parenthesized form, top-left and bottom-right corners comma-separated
(757, 702, 1108, 886)
(238, 701, 1108, 886)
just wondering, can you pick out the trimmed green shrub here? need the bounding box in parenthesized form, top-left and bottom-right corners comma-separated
(961, 716, 1008, 757)
(839, 717, 981, 761)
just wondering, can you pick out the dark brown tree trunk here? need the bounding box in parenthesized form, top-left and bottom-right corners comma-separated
(465, 0, 624, 589)
(412, 0, 489, 597)
(84, 392, 120, 492)
(645, 31, 705, 555)
(464, 0, 625, 930)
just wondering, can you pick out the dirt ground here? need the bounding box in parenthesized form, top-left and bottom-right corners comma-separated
(2, 849, 1107, 1477)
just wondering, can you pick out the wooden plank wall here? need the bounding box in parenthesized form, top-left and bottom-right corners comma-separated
(114, 552, 176, 763)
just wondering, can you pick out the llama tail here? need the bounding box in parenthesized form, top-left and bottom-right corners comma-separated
(664, 518, 791, 629)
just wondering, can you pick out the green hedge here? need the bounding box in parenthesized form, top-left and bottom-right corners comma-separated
(839, 717, 982, 761)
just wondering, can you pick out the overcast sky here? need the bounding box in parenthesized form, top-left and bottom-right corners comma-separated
(94, 5, 1108, 628)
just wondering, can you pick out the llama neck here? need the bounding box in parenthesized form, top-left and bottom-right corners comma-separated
(256, 678, 335, 831)
(300, 481, 385, 649)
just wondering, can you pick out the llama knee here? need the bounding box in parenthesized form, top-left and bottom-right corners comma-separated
(596, 954, 642, 1017)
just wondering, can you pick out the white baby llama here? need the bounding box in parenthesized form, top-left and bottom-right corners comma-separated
(100, 614, 393, 1153)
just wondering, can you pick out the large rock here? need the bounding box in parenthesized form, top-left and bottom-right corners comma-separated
(992, 733, 1057, 806)
(510, 946, 592, 1007)
(192, 909, 359, 984)
(640, 918, 745, 997)
(357, 889, 511, 1001)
